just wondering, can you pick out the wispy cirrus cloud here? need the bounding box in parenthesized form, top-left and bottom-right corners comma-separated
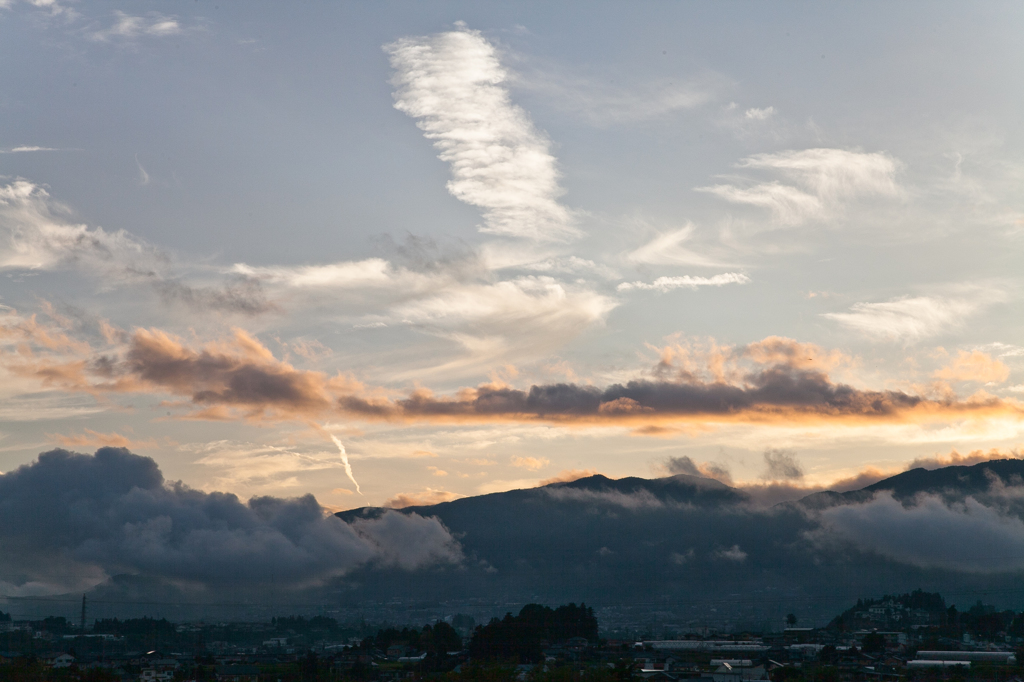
(385, 24, 579, 242)
(823, 289, 1005, 342)
(0, 181, 275, 315)
(0, 180, 160, 273)
(626, 223, 736, 268)
(698, 148, 900, 225)
(513, 68, 721, 127)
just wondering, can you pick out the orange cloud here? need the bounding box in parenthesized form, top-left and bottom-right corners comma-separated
(907, 447, 1020, 471)
(934, 350, 1009, 383)
(49, 429, 161, 450)
(384, 489, 465, 508)
(2, 313, 1022, 433)
(536, 469, 601, 486)
(510, 455, 550, 471)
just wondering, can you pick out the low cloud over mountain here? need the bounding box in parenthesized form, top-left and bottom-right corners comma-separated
(5, 447, 1024, 624)
(0, 448, 462, 598)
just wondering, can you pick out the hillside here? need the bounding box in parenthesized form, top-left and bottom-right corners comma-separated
(333, 459, 1024, 625)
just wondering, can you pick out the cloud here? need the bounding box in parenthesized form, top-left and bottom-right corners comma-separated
(231, 258, 407, 290)
(0, 180, 161, 273)
(906, 447, 1020, 472)
(698, 148, 900, 225)
(713, 545, 747, 562)
(617, 273, 749, 293)
(626, 224, 735, 268)
(0, 181, 275, 315)
(4, 321, 1022, 432)
(934, 350, 1009, 383)
(744, 107, 775, 121)
(536, 469, 600, 486)
(91, 11, 182, 41)
(820, 491, 1024, 573)
(1, 146, 63, 153)
(385, 25, 578, 241)
(384, 489, 466, 509)
(0, 448, 462, 595)
(664, 456, 733, 485)
(543, 486, 668, 510)
(515, 70, 719, 127)
(188, 440, 349, 492)
(347, 509, 464, 570)
(50, 429, 159, 450)
(823, 292, 1002, 342)
(389, 276, 616, 373)
(123, 328, 339, 420)
(236, 260, 615, 373)
(761, 448, 804, 480)
(510, 455, 549, 471)
(152, 278, 276, 316)
(337, 349, 1016, 428)
(827, 467, 894, 492)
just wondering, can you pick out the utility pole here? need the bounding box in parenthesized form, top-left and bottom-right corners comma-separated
(80, 595, 87, 634)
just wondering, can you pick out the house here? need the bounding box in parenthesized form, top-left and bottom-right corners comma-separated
(386, 644, 409, 659)
(51, 653, 76, 669)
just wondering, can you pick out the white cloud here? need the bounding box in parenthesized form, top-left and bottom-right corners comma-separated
(713, 544, 747, 562)
(821, 492, 1024, 573)
(395, 276, 615, 333)
(744, 106, 775, 120)
(627, 223, 735, 268)
(698, 148, 900, 225)
(517, 256, 619, 279)
(740, 148, 900, 199)
(823, 291, 1002, 342)
(0, 180, 159, 273)
(233, 259, 400, 289)
(91, 11, 181, 41)
(618, 272, 750, 293)
(1, 146, 61, 153)
(977, 342, 1024, 358)
(385, 25, 578, 242)
(699, 181, 821, 224)
(515, 70, 719, 126)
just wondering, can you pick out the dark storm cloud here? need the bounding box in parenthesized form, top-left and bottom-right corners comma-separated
(339, 366, 935, 423)
(124, 328, 335, 417)
(5, 320, 1019, 428)
(0, 448, 462, 593)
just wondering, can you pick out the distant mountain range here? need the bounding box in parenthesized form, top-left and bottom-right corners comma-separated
(336, 459, 1024, 628)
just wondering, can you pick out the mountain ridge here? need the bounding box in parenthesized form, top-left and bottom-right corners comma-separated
(338, 458, 1024, 522)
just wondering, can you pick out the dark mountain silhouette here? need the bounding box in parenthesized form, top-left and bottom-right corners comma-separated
(334, 459, 1024, 626)
(794, 458, 1024, 510)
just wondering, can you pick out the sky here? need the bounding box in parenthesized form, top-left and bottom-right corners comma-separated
(1, 1, 1023, 512)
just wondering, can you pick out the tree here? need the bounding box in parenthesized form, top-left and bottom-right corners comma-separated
(861, 633, 885, 654)
(786, 614, 797, 627)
